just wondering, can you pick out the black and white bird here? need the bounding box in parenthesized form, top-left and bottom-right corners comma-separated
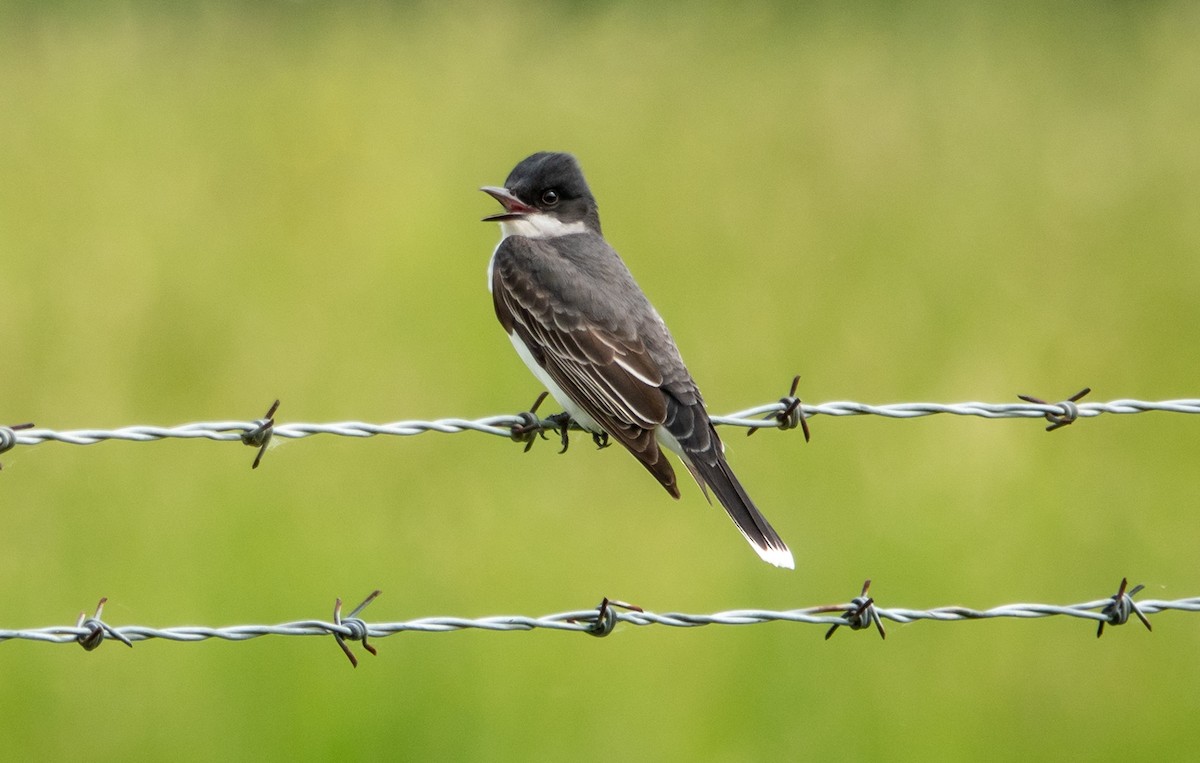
(482, 152, 793, 569)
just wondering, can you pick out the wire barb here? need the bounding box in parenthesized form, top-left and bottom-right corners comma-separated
(241, 400, 280, 469)
(2, 589, 1196, 649)
(1017, 387, 1091, 432)
(6, 395, 1198, 456)
(1097, 577, 1152, 638)
(333, 590, 382, 667)
(575, 597, 644, 638)
(0, 422, 34, 470)
(75, 597, 133, 651)
(825, 579, 886, 640)
(509, 391, 550, 452)
(747, 374, 810, 441)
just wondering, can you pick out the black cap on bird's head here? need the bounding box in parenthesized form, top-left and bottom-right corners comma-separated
(481, 152, 601, 234)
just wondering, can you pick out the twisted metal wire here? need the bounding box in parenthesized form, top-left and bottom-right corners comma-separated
(3, 590, 1195, 655)
(4, 394, 1197, 660)
(9, 397, 1200, 449)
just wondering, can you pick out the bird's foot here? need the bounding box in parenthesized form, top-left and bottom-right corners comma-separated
(509, 394, 604, 455)
(545, 412, 573, 453)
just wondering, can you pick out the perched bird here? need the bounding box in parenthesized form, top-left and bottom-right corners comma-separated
(482, 152, 793, 569)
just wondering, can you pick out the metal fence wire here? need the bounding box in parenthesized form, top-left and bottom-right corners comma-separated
(2, 581, 1194, 667)
(3, 386, 1198, 664)
(6, 387, 1199, 468)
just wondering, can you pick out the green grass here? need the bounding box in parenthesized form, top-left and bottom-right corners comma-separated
(2, 2, 1199, 759)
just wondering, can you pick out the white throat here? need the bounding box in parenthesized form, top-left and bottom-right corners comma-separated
(488, 213, 589, 293)
(498, 213, 588, 241)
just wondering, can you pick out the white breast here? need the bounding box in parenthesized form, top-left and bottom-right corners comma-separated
(489, 214, 600, 430)
(506, 330, 602, 433)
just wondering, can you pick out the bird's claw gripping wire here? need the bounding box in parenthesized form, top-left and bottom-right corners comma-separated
(825, 580, 886, 640)
(748, 374, 810, 442)
(1097, 577, 1152, 638)
(241, 400, 279, 469)
(545, 413, 575, 453)
(509, 392, 605, 454)
(1017, 387, 1090, 432)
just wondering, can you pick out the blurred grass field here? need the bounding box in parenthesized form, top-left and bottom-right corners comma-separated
(2, 1, 1199, 759)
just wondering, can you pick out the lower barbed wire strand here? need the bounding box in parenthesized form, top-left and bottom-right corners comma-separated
(3, 597, 1199, 647)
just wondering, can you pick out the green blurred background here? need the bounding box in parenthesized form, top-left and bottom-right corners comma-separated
(3, 1, 1198, 759)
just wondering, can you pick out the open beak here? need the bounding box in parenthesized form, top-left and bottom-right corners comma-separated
(481, 186, 535, 221)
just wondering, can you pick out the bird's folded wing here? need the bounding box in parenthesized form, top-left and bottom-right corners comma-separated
(492, 238, 676, 484)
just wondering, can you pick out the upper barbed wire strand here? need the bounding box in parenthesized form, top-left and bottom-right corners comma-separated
(10, 398, 1200, 447)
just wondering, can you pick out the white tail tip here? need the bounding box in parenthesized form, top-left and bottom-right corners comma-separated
(756, 543, 795, 570)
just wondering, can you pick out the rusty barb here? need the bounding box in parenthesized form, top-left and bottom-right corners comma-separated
(332, 590, 382, 668)
(0, 422, 34, 470)
(75, 597, 133, 651)
(748, 375, 810, 441)
(1097, 577, 1152, 638)
(241, 399, 280, 469)
(579, 597, 644, 638)
(824, 579, 886, 641)
(1018, 387, 1091, 432)
(509, 391, 553, 452)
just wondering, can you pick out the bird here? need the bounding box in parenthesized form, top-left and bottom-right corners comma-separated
(482, 152, 793, 569)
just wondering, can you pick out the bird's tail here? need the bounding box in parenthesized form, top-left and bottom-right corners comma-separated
(688, 454, 794, 569)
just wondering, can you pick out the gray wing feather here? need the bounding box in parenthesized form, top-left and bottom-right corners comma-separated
(493, 235, 679, 495)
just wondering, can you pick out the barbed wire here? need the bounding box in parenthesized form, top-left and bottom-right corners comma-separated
(4, 388, 1197, 662)
(5, 385, 1199, 469)
(2, 580, 1193, 665)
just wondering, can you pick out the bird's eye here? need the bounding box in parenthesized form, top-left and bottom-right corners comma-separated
(541, 189, 559, 206)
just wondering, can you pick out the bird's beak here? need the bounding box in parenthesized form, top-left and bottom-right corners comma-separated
(481, 186, 534, 221)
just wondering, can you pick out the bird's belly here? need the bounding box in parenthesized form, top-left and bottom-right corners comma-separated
(507, 331, 603, 433)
